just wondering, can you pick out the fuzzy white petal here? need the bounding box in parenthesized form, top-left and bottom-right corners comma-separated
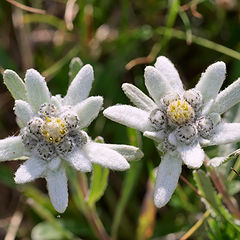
(154, 152, 182, 208)
(207, 157, 226, 167)
(154, 56, 184, 93)
(122, 83, 157, 111)
(64, 148, 92, 172)
(64, 64, 94, 106)
(46, 167, 68, 213)
(144, 66, 173, 104)
(97, 143, 143, 161)
(0, 136, 25, 161)
(143, 130, 165, 142)
(103, 105, 153, 132)
(3, 70, 27, 100)
(202, 123, 240, 146)
(14, 100, 34, 127)
(168, 132, 178, 146)
(210, 78, 240, 114)
(195, 62, 226, 105)
(201, 99, 214, 115)
(25, 69, 51, 111)
(48, 157, 61, 171)
(74, 96, 103, 128)
(51, 95, 63, 110)
(14, 157, 46, 183)
(178, 143, 204, 169)
(84, 142, 130, 170)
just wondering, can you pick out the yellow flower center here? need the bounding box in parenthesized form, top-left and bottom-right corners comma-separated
(41, 117, 67, 143)
(167, 99, 194, 125)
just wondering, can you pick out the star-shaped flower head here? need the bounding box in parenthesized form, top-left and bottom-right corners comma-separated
(1, 64, 142, 212)
(103, 56, 240, 208)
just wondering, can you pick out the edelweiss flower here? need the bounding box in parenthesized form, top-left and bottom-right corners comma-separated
(1, 64, 142, 212)
(103, 56, 240, 208)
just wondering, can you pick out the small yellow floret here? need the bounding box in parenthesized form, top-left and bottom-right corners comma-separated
(167, 100, 194, 125)
(41, 117, 67, 143)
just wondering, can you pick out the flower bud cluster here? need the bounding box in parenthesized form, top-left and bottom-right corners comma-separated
(149, 89, 216, 151)
(22, 103, 87, 160)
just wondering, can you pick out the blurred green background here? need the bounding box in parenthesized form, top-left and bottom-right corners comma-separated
(1, 0, 240, 239)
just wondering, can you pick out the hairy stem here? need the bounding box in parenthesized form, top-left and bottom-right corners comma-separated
(69, 170, 111, 240)
(84, 206, 111, 240)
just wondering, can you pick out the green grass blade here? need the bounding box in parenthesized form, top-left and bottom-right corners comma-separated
(178, 9, 192, 44)
(23, 14, 66, 31)
(42, 45, 80, 79)
(111, 128, 142, 240)
(156, 27, 240, 60)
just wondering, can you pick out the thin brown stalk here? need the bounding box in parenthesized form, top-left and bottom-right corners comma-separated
(64, 0, 78, 30)
(6, 0, 46, 14)
(4, 200, 25, 240)
(4, 210, 23, 240)
(12, 8, 34, 70)
(85, 207, 111, 240)
(76, 172, 110, 240)
(180, 175, 203, 198)
(125, 55, 154, 70)
(209, 168, 240, 219)
(205, 156, 240, 219)
(231, 167, 240, 177)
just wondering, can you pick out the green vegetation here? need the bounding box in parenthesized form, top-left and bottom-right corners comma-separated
(1, 0, 240, 239)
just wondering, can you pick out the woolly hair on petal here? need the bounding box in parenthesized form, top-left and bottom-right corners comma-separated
(84, 142, 130, 170)
(14, 100, 34, 127)
(178, 143, 205, 169)
(144, 66, 173, 104)
(74, 96, 103, 128)
(202, 123, 240, 146)
(143, 130, 165, 142)
(48, 157, 61, 171)
(103, 105, 153, 132)
(14, 157, 46, 184)
(122, 83, 157, 111)
(98, 143, 144, 161)
(25, 69, 51, 112)
(46, 167, 68, 213)
(209, 78, 240, 115)
(64, 64, 94, 105)
(154, 152, 182, 208)
(154, 56, 184, 93)
(64, 148, 92, 172)
(0, 136, 25, 161)
(195, 62, 226, 105)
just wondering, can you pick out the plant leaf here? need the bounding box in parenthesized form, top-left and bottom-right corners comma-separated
(87, 164, 109, 207)
(193, 170, 240, 232)
(32, 222, 66, 240)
